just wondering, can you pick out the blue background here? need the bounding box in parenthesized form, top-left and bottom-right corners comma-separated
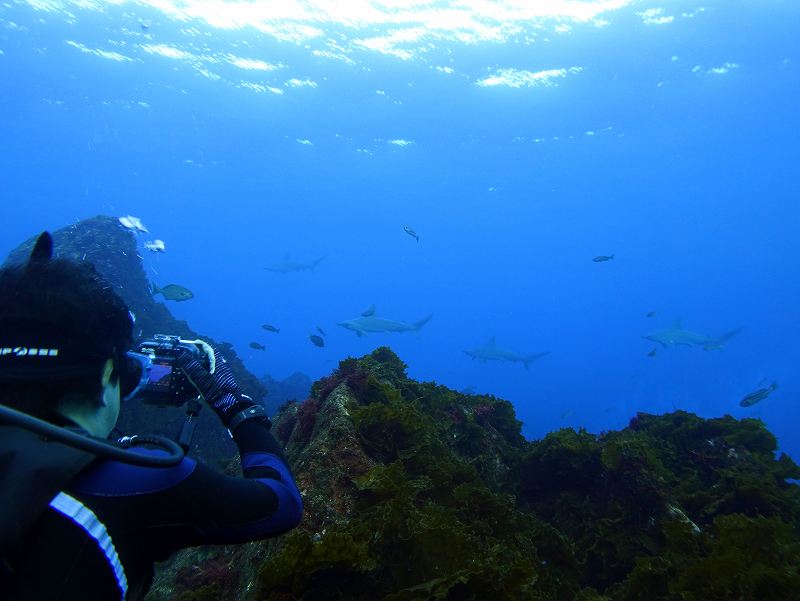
(1, 1, 798, 457)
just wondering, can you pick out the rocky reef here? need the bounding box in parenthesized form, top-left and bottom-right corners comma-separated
(151, 348, 800, 601)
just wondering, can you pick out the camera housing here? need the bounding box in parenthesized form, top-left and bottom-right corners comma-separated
(133, 335, 209, 406)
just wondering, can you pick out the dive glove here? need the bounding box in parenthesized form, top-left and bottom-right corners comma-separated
(177, 346, 254, 427)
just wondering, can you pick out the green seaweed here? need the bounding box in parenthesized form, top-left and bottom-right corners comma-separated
(196, 349, 800, 601)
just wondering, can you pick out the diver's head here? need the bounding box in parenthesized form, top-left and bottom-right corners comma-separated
(0, 232, 136, 436)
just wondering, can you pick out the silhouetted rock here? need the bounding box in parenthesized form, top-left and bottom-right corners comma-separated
(260, 372, 312, 416)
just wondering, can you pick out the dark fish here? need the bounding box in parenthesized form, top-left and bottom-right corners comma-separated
(152, 283, 194, 302)
(316, 326, 327, 337)
(361, 304, 376, 317)
(309, 335, 325, 348)
(646, 311, 656, 318)
(593, 255, 614, 262)
(647, 348, 657, 357)
(739, 381, 778, 407)
(403, 226, 419, 242)
(249, 342, 266, 351)
(261, 324, 280, 333)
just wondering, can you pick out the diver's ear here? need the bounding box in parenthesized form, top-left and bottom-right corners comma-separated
(99, 358, 115, 405)
(29, 232, 54, 262)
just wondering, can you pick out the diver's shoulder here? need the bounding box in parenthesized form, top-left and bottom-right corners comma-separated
(70, 450, 197, 497)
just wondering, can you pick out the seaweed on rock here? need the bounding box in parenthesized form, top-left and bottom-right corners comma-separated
(252, 350, 800, 601)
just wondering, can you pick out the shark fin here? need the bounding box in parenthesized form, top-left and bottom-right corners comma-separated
(716, 327, 743, 344)
(310, 256, 327, 271)
(523, 352, 548, 369)
(413, 315, 433, 330)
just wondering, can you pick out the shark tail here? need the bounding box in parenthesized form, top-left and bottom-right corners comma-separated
(413, 315, 433, 330)
(523, 352, 549, 370)
(310, 256, 327, 271)
(717, 327, 744, 345)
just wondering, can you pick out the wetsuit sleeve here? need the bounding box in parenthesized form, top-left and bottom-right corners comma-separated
(147, 420, 303, 552)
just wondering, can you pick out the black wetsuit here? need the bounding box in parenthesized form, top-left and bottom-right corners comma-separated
(2, 419, 303, 600)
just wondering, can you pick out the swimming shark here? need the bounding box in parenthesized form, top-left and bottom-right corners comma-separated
(338, 312, 432, 337)
(464, 337, 548, 369)
(644, 320, 743, 351)
(264, 255, 326, 274)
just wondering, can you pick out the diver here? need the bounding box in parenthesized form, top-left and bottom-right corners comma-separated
(0, 233, 303, 600)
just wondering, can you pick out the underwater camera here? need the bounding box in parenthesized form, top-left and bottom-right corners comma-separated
(133, 334, 211, 407)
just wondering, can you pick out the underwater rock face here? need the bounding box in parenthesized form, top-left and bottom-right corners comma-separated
(145, 346, 800, 600)
(3, 216, 267, 463)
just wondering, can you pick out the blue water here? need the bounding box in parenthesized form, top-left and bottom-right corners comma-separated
(1, 1, 798, 457)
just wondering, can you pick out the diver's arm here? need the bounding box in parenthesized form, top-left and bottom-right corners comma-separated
(143, 424, 302, 550)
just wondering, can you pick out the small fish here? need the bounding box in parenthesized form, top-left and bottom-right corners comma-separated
(361, 304, 376, 317)
(118, 215, 149, 233)
(593, 255, 614, 262)
(647, 348, 657, 357)
(249, 342, 266, 351)
(309, 334, 325, 348)
(144, 239, 166, 253)
(139, 18, 151, 31)
(739, 381, 778, 407)
(151, 283, 194, 302)
(559, 410, 574, 420)
(261, 324, 280, 333)
(646, 311, 656, 318)
(316, 326, 327, 337)
(403, 226, 419, 242)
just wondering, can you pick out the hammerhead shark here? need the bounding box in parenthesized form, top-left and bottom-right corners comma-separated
(464, 337, 548, 369)
(644, 320, 743, 350)
(338, 311, 432, 337)
(264, 255, 326, 274)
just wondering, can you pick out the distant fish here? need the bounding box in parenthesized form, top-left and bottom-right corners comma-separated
(361, 304, 376, 317)
(264, 255, 326, 274)
(316, 326, 327, 337)
(739, 381, 778, 407)
(249, 342, 266, 351)
(559, 410, 574, 420)
(152, 283, 194, 302)
(403, 226, 419, 242)
(593, 255, 614, 262)
(644, 321, 742, 351)
(139, 18, 151, 31)
(309, 334, 325, 348)
(261, 324, 280, 333)
(118, 215, 148, 233)
(339, 313, 432, 337)
(464, 337, 548, 370)
(647, 348, 657, 357)
(144, 239, 166, 253)
(646, 311, 656, 318)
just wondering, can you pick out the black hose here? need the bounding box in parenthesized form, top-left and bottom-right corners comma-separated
(0, 404, 183, 467)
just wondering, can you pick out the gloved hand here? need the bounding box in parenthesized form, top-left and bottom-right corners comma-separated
(177, 345, 254, 427)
